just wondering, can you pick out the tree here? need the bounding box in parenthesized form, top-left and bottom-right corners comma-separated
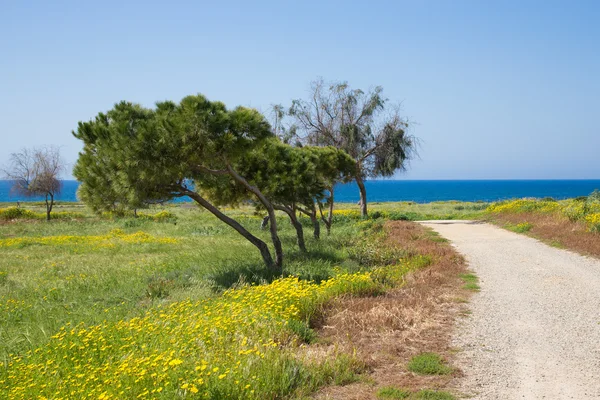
(235, 140, 355, 251)
(73, 96, 285, 272)
(3, 146, 64, 220)
(289, 79, 418, 217)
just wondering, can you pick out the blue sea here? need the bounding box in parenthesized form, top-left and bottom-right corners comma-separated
(1, 180, 599, 204)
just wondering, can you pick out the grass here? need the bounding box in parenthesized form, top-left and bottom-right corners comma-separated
(0, 202, 466, 399)
(407, 353, 453, 375)
(377, 386, 411, 399)
(459, 273, 480, 291)
(376, 387, 455, 400)
(413, 390, 455, 400)
(505, 221, 533, 233)
(334, 201, 489, 221)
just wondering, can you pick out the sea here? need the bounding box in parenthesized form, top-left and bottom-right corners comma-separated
(1, 180, 599, 204)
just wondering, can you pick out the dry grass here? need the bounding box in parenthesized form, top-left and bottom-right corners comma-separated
(308, 221, 470, 399)
(489, 212, 600, 258)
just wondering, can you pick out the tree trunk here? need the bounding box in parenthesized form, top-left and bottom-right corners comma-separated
(275, 205, 307, 252)
(327, 187, 334, 233)
(309, 209, 320, 239)
(184, 190, 277, 272)
(298, 205, 320, 240)
(226, 164, 283, 270)
(260, 215, 270, 230)
(45, 193, 54, 221)
(356, 175, 368, 218)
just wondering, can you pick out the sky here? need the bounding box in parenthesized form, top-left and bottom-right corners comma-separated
(1, 0, 598, 180)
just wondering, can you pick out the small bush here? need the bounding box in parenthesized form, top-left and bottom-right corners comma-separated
(370, 211, 384, 220)
(0, 207, 38, 220)
(407, 353, 452, 375)
(377, 386, 411, 399)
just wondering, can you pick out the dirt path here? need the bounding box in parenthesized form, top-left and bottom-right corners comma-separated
(420, 220, 600, 400)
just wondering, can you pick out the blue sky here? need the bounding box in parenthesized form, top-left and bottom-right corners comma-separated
(1, 0, 598, 179)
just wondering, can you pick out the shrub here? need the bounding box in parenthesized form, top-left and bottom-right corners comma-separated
(586, 213, 600, 233)
(0, 207, 38, 220)
(0, 207, 85, 221)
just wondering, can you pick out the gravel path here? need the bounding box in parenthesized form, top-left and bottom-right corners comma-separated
(420, 221, 600, 400)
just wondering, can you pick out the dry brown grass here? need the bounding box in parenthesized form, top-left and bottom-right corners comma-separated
(308, 221, 470, 399)
(489, 212, 600, 258)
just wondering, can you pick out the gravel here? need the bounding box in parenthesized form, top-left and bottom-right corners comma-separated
(420, 220, 600, 399)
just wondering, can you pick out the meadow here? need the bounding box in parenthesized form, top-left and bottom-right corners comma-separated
(5, 196, 594, 399)
(0, 201, 474, 399)
(485, 192, 600, 256)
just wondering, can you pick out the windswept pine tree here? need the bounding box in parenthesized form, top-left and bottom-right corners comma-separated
(73, 94, 357, 270)
(74, 96, 284, 271)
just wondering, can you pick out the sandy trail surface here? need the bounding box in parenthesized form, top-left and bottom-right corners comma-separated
(420, 220, 600, 400)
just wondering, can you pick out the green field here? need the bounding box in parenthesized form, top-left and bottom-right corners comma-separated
(1, 201, 471, 399)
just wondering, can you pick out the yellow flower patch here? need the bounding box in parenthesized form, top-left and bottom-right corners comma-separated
(0, 229, 177, 249)
(0, 271, 381, 399)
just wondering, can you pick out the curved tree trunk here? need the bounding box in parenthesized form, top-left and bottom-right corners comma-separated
(260, 215, 270, 230)
(356, 175, 368, 218)
(275, 205, 307, 252)
(226, 164, 283, 270)
(183, 190, 277, 271)
(318, 186, 335, 235)
(298, 205, 320, 240)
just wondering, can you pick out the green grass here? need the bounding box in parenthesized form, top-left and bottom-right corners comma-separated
(0, 205, 367, 357)
(504, 221, 533, 233)
(376, 387, 455, 400)
(377, 386, 411, 399)
(459, 273, 480, 291)
(0, 201, 453, 399)
(413, 390, 455, 400)
(336, 201, 489, 221)
(407, 353, 453, 375)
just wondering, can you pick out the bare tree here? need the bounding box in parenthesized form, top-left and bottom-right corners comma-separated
(3, 146, 64, 220)
(289, 79, 418, 217)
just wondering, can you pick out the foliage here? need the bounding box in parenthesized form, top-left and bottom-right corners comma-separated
(73, 95, 288, 270)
